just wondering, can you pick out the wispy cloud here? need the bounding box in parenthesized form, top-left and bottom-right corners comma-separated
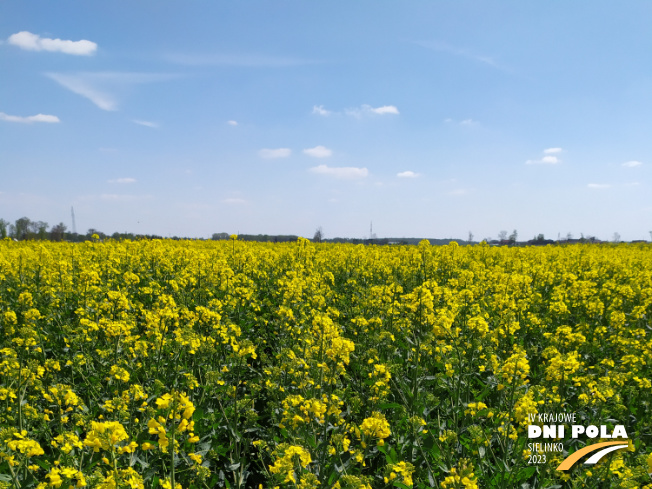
(165, 53, 314, 67)
(445, 118, 478, 126)
(99, 194, 152, 202)
(133, 120, 158, 128)
(397, 171, 420, 178)
(259, 148, 291, 159)
(108, 178, 136, 184)
(310, 165, 368, 179)
(415, 40, 508, 72)
(8, 31, 97, 55)
(313, 104, 399, 118)
(345, 104, 400, 118)
(312, 105, 332, 116)
(0, 112, 60, 123)
(222, 198, 247, 205)
(303, 145, 332, 158)
(526, 148, 562, 165)
(587, 183, 611, 189)
(227, 120, 238, 126)
(622, 160, 642, 168)
(45, 72, 180, 111)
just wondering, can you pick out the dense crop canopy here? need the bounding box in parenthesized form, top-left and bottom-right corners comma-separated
(0, 239, 651, 488)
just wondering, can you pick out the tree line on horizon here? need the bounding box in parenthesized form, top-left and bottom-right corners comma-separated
(1, 216, 648, 245)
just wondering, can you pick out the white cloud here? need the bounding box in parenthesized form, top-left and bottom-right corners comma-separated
(369, 105, 399, 115)
(587, 183, 611, 189)
(303, 145, 332, 158)
(541, 156, 559, 164)
(310, 164, 368, 179)
(108, 178, 136, 184)
(526, 155, 560, 165)
(544, 147, 563, 154)
(99, 194, 151, 202)
(415, 41, 512, 73)
(312, 105, 331, 116)
(46, 73, 116, 110)
(8, 31, 97, 56)
(346, 104, 400, 118)
(259, 148, 291, 159)
(444, 118, 477, 126)
(45, 72, 180, 111)
(133, 120, 158, 128)
(222, 198, 247, 205)
(0, 112, 60, 123)
(397, 171, 420, 178)
(227, 120, 238, 126)
(622, 160, 642, 167)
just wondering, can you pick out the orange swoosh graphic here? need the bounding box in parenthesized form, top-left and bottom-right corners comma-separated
(557, 441, 628, 471)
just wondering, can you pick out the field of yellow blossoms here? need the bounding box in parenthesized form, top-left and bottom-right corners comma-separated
(1, 238, 651, 489)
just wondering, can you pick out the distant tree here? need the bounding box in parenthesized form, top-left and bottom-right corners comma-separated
(0, 219, 8, 238)
(12, 217, 31, 240)
(508, 229, 518, 245)
(467, 231, 474, 243)
(212, 232, 230, 240)
(612, 232, 621, 243)
(50, 223, 67, 242)
(35, 221, 48, 240)
(536, 233, 545, 242)
(498, 230, 508, 242)
(566, 232, 573, 241)
(313, 226, 324, 243)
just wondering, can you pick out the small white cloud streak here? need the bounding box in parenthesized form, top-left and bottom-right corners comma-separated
(108, 178, 136, 184)
(526, 155, 560, 165)
(227, 120, 238, 126)
(346, 104, 400, 118)
(303, 145, 332, 158)
(444, 118, 477, 126)
(46, 73, 116, 110)
(622, 160, 642, 167)
(397, 171, 420, 178)
(259, 148, 292, 159)
(587, 183, 611, 189)
(8, 31, 97, 55)
(370, 105, 399, 115)
(133, 120, 158, 128)
(100, 194, 151, 202)
(544, 147, 563, 154)
(0, 112, 60, 123)
(310, 165, 368, 179)
(415, 41, 501, 69)
(312, 105, 331, 116)
(222, 198, 247, 205)
(45, 72, 180, 111)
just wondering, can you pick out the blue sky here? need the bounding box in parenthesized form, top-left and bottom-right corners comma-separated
(1, 1, 651, 241)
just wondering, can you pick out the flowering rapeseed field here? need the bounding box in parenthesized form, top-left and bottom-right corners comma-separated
(1, 238, 651, 488)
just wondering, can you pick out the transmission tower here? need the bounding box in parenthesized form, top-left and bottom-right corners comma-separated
(71, 206, 77, 234)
